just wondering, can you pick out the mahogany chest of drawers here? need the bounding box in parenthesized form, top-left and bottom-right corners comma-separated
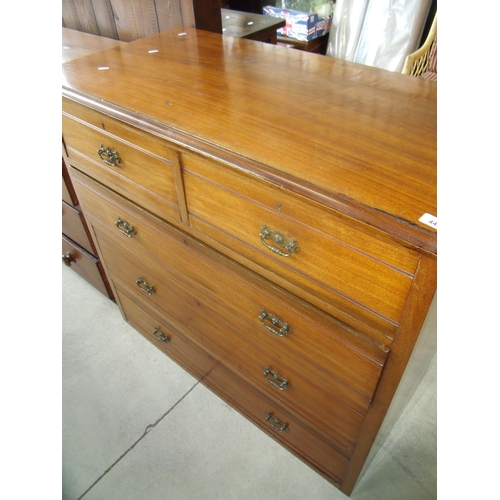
(62, 28, 436, 495)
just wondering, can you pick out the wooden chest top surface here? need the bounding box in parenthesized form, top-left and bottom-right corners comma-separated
(62, 27, 127, 64)
(62, 28, 437, 254)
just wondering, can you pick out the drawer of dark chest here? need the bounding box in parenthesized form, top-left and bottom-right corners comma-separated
(62, 235, 109, 297)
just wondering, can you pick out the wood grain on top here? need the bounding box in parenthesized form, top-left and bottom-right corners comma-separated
(62, 27, 127, 63)
(62, 28, 437, 253)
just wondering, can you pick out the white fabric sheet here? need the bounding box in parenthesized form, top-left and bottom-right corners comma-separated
(326, 0, 432, 73)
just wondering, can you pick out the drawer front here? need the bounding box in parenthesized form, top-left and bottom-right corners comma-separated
(96, 231, 365, 450)
(62, 201, 95, 254)
(62, 111, 181, 224)
(71, 169, 387, 409)
(181, 152, 420, 342)
(63, 98, 174, 161)
(114, 284, 219, 380)
(205, 351, 350, 485)
(62, 235, 109, 297)
(115, 282, 349, 485)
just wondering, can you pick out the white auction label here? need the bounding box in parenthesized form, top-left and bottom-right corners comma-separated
(419, 213, 437, 229)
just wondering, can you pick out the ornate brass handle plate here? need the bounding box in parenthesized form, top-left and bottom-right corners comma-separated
(263, 367, 290, 390)
(266, 413, 288, 433)
(153, 327, 170, 344)
(97, 144, 121, 167)
(260, 225, 299, 257)
(136, 277, 155, 296)
(259, 309, 290, 337)
(115, 217, 136, 238)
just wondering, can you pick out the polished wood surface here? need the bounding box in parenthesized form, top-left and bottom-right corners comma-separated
(62, 28, 436, 253)
(62, 28, 436, 495)
(62, 27, 126, 63)
(221, 8, 285, 43)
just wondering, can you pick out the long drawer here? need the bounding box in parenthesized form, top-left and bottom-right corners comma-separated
(70, 169, 388, 407)
(181, 152, 421, 344)
(95, 228, 365, 450)
(113, 283, 350, 484)
(62, 99, 181, 225)
(114, 282, 219, 380)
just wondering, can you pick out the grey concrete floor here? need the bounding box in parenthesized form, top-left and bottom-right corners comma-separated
(62, 264, 437, 500)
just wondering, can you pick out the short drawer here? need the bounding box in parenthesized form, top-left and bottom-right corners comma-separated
(63, 98, 173, 161)
(96, 231, 365, 451)
(62, 235, 111, 298)
(181, 152, 421, 342)
(116, 281, 350, 485)
(70, 169, 388, 411)
(62, 105, 181, 224)
(62, 201, 95, 255)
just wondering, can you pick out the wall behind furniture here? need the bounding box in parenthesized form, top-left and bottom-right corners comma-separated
(62, 0, 222, 41)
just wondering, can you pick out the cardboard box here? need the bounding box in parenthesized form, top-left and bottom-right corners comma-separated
(263, 5, 332, 42)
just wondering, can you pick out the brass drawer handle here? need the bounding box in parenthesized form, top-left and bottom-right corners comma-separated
(115, 217, 136, 238)
(136, 277, 155, 296)
(62, 251, 74, 267)
(153, 327, 170, 344)
(260, 225, 299, 257)
(263, 367, 290, 390)
(266, 413, 288, 433)
(97, 144, 121, 167)
(259, 309, 290, 337)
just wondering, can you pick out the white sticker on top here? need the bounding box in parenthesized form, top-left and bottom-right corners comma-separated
(419, 213, 437, 230)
